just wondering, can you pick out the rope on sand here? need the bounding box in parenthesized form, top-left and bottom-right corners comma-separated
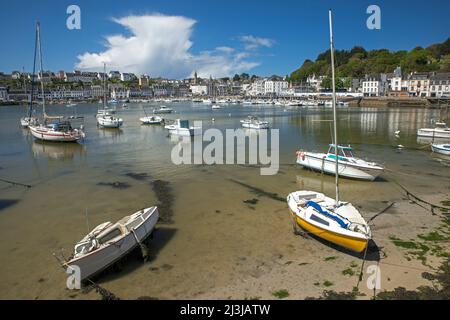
(0, 178, 32, 188)
(384, 170, 450, 215)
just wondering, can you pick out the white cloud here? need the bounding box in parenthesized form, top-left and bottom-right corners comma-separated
(75, 14, 261, 79)
(238, 35, 275, 50)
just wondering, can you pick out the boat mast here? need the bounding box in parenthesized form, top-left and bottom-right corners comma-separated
(36, 22, 46, 120)
(28, 25, 39, 119)
(103, 62, 107, 109)
(329, 9, 340, 205)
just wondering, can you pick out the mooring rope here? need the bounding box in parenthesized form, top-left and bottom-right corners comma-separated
(0, 178, 32, 188)
(384, 170, 450, 215)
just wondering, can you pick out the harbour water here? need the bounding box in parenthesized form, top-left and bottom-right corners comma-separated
(0, 102, 449, 299)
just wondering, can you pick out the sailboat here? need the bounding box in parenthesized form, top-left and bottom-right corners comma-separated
(96, 63, 123, 128)
(28, 23, 85, 142)
(287, 10, 371, 253)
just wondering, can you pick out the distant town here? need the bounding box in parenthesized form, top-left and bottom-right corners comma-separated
(0, 67, 449, 104)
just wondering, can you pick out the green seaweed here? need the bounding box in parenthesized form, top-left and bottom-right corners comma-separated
(272, 289, 289, 299)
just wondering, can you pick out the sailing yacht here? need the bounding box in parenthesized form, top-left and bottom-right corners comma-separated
(28, 22, 85, 142)
(97, 63, 123, 128)
(20, 36, 38, 128)
(287, 10, 371, 253)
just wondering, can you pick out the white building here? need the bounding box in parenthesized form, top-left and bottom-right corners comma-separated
(108, 71, 121, 80)
(247, 79, 265, 96)
(120, 73, 136, 82)
(362, 74, 387, 97)
(264, 79, 288, 96)
(0, 87, 7, 101)
(111, 88, 130, 99)
(429, 73, 450, 98)
(306, 74, 326, 92)
(190, 85, 208, 95)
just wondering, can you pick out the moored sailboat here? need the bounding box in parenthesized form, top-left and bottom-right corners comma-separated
(288, 10, 371, 253)
(28, 22, 85, 142)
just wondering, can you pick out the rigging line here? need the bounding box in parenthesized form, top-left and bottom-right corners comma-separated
(367, 202, 396, 224)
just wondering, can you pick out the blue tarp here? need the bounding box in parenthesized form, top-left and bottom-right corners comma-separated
(306, 201, 348, 229)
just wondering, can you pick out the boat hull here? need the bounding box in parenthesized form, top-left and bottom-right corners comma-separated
(97, 117, 123, 128)
(290, 209, 368, 253)
(297, 154, 382, 181)
(67, 207, 159, 281)
(29, 126, 82, 142)
(431, 144, 450, 155)
(417, 128, 450, 139)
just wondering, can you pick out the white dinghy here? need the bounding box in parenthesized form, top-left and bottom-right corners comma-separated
(63, 206, 159, 281)
(165, 119, 201, 136)
(140, 115, 163, 125)
(431, 143, 450, 156)
(240, 116, 270, 129)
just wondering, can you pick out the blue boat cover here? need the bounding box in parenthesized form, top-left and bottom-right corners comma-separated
(305, 201, 348, 229)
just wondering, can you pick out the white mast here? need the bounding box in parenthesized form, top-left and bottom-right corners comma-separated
(329, 9, 339, 205)
(36, 22, 46, 119)
(103, 62, 107, 109)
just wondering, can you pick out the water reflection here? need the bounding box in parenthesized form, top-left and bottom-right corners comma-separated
(32, 140, 86, 160)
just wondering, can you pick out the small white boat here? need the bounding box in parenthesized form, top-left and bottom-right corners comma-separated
(211, 104, 221, 110)
(431, 143, 450, 156)
(296, 144, 384, 181)
(108, 99, 118, 104)
(140, 116, 163, 125)
(165, 119, 201, 136)
(97, 115, 123, 128)
(20, 116, 38, 128)
(63, 207, 159, 281)
(417, 122, 450, 139)
(153, 106, 173, 114)
(202, 99, 212, 104)
(240, 116, 270, 129)
(66, 102, 77, 107)
(29, 121, 85, 142)
(287, 191, 371, 253)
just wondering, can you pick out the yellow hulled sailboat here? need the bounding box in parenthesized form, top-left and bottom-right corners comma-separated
(287, 10, 371, 253)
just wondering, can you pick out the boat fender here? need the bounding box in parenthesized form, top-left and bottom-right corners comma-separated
(296, 151, 305, 160)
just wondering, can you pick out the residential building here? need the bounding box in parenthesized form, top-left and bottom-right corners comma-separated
(429, 72, 450, 98)
(264, 77, 289, 96)
(139, 75, 150, 87)
(0, 87, 8, 101)
(190, 85, 208, 96)
(108, 71, 121, 80)
(362, 74, 388, 97)
(407, 72, 429, 97)
(247, 79, 265, 96)
(306, 74, 326, 92)
(120, 72, 136, 82)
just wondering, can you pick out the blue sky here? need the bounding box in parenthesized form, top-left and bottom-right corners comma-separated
(1, 0, 449, 78)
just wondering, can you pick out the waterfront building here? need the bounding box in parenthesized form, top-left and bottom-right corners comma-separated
(0, 87, 8, 101)
(190, 85, 208, 96)
(362, 74, 388, 97)
(429, 72, 450, 98)
(264, 77, 289, 96)
(407, 72, 429, 97)
(111, 88, 130, 100)
(90, 85, 104, 98)
(247, 79, 265, 96)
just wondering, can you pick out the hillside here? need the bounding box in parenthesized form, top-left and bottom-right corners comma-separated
(289, 38, 450, 83)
